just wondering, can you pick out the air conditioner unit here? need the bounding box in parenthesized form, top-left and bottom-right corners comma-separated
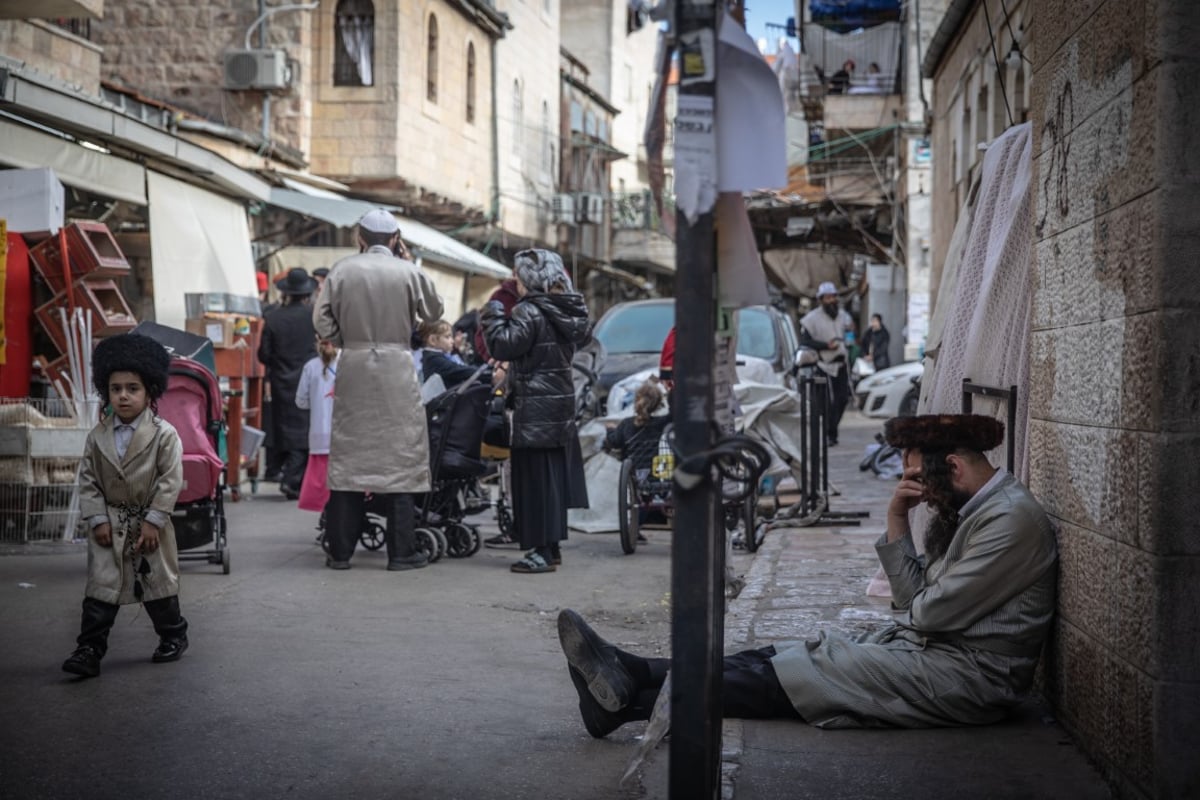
(551, 193, 576, 225)
(575, 192, 604, 225)
(223, 49, 289, 90)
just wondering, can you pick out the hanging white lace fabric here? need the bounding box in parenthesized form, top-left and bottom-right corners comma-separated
(866, 123, 1035, 597)
(339, 15, 374, 86)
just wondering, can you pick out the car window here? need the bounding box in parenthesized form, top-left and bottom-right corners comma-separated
(594, 303, 675, 354)
(736, 308, 777, 360)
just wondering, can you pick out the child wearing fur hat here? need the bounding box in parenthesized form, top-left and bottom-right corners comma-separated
(62, 334, 189, 679)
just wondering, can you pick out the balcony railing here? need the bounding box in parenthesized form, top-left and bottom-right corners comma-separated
(612, 190, 674, 233)
(799, 21, 901, 96)
(48, 18, 92, 40)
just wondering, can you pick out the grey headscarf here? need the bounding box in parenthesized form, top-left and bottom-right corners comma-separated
(513, 248, 574, 293)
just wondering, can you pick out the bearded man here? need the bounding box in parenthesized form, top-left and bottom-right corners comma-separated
(799, 281, 855, 444)
(557, 414, 1058, 735)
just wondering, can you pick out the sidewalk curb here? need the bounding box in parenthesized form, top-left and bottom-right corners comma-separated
(721, 530, 785, 799)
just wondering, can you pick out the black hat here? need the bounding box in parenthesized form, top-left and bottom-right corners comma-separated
(312, 267, 330, 278)
(92, 333, 172, 400)
(275, 268, 318, 296)
(884, 414, 1004, 453)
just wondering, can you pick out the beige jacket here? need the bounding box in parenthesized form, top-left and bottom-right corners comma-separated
(78, 409, 184, 605)
(313, 245, 443, 492)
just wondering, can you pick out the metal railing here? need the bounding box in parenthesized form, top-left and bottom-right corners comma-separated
(47, 18, 91, 40)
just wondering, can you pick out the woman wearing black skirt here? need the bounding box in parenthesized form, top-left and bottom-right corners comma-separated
(482, 249, 591, 573)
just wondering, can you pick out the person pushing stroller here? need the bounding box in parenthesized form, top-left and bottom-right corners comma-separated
(62, 334, 189, 678)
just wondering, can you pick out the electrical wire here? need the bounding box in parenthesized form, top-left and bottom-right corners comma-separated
(982, 0, 1015, 128)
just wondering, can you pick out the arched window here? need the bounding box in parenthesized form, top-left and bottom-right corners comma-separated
(334, 0, 374, 86)
(512, 79, 523, 156)
(542, 99, 552, 173)
(466, 43, 476, 123)
(426, 14, 439, 103)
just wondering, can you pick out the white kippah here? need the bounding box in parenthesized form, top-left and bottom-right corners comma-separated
(817, 281, 838, 297)
(358, 209, 400, 234)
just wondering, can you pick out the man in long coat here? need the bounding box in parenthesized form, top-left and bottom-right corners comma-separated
(257, 268, 318, 499)
(313, 210, 443, 570)
(555, 414, 1059, 736)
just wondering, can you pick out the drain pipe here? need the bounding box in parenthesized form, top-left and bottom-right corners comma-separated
(489, 38, 501, 230)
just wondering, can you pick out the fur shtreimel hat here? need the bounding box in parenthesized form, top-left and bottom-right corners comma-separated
(884, 414, 1004, 453)
(91, 333, 172, 400)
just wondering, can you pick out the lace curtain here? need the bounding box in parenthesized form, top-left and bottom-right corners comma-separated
(336, 1, 373, 87)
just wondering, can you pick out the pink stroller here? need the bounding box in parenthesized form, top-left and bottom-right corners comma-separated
(157, 357, 230, 574)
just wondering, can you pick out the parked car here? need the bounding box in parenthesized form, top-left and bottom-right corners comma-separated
(591, 299, 801, 411)
(855, 361, 923, 418)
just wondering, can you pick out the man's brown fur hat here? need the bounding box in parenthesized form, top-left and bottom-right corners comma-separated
(884, 414, 1004, 452)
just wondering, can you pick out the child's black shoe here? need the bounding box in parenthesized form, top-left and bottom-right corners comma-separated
(152, 636, 188, 663)
(62, 646, 101, 678)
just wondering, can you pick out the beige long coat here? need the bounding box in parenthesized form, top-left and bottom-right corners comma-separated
(313, 245, 443, 493)
(771, 473, 1058, 728)
(78, 409, 185, 605)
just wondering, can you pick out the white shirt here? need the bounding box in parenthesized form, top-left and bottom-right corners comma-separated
(114, 416, 139, 461)
(958, 468, 1009, 522)
(295, 354, 339, 454)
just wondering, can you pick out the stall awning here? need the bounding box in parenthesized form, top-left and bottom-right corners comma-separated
(267, 187, 510, 279)
(0, 117, 146, 205)
(0, 64, 271, 202)
(149, 171, 257, 329)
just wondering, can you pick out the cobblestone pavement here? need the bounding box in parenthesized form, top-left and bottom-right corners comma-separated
(718, 412, 1111, 800)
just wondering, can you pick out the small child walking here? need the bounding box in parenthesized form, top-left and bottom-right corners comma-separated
(62, 334, 188, 678)
(295, 338, 339, 514)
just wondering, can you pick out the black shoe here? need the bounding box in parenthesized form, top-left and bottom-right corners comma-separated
(387, 553, 429, 571)
(556, 609, 635, 713)
(325, 557, 351, 570)
(151, 637, 188, 663)
(568, 666, 623, 738)
(281, 485, 300, 500)
(62, 645, 101, 678)
(483, 532, 519, 549)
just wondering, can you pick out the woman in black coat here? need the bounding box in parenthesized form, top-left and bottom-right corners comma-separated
(257, 268, 318, 499)
(482, 249, 590, 574)
(860, 313, 891, 371)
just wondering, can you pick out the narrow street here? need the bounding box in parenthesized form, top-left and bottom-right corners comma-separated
(0, 493, 678, 799)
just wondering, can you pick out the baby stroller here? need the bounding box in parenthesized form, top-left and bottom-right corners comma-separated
(413, 365, 494, 560)
(157, 357, 230, 574)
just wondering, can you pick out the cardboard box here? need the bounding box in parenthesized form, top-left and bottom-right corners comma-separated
(186, 316, 237, 348)
(0, 168, 64, 235)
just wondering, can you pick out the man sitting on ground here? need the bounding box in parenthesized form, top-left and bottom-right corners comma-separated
(558, 413, 1058, 734)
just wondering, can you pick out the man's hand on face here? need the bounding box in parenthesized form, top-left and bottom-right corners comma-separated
(888, 450, 926, 520)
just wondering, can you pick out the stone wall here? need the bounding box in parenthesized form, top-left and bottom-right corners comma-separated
(493, 0, 560, 245)
(1029, 1, 1200, 797)
(0, 19, 103, 95)
(92, 0, 313, 154)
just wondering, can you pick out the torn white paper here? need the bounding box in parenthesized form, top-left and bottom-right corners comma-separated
(674, 94, 718, 223)
(716, 12, 788, 192)
(716, 191, 770, 308)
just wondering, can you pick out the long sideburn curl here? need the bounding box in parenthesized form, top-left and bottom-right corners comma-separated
(920, 450, 960, 564)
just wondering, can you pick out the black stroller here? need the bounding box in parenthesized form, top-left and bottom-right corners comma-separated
(412, 366, 494, 559)
(317, 367, 493, 561)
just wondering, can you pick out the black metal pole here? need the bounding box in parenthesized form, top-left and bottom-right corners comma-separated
(670, 0, 721, 797)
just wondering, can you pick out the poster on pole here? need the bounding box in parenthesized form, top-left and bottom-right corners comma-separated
(674, 94, 717, 224)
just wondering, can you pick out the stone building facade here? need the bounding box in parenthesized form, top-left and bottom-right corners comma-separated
(91, 0, 314, 156)
(0, 18, 103, 95)
(927, 1, 1200, 797)
(490, 0, 560, 248)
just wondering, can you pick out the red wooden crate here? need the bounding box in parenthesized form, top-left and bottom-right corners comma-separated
(69, 277, 137, 337)
(28, 222, 131, 293)
(33, 294, 69, 355)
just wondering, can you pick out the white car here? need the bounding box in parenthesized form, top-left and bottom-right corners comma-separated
(856, 362, 923, 418)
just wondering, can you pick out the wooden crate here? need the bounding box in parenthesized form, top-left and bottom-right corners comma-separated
(28, 222, 131, 293)
(69, 277, 138, 337)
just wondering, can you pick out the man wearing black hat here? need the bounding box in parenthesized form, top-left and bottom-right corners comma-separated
(314, 209, 443, 571)
(555, 414, 1058, 735)
(258, 268, 318, 499)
